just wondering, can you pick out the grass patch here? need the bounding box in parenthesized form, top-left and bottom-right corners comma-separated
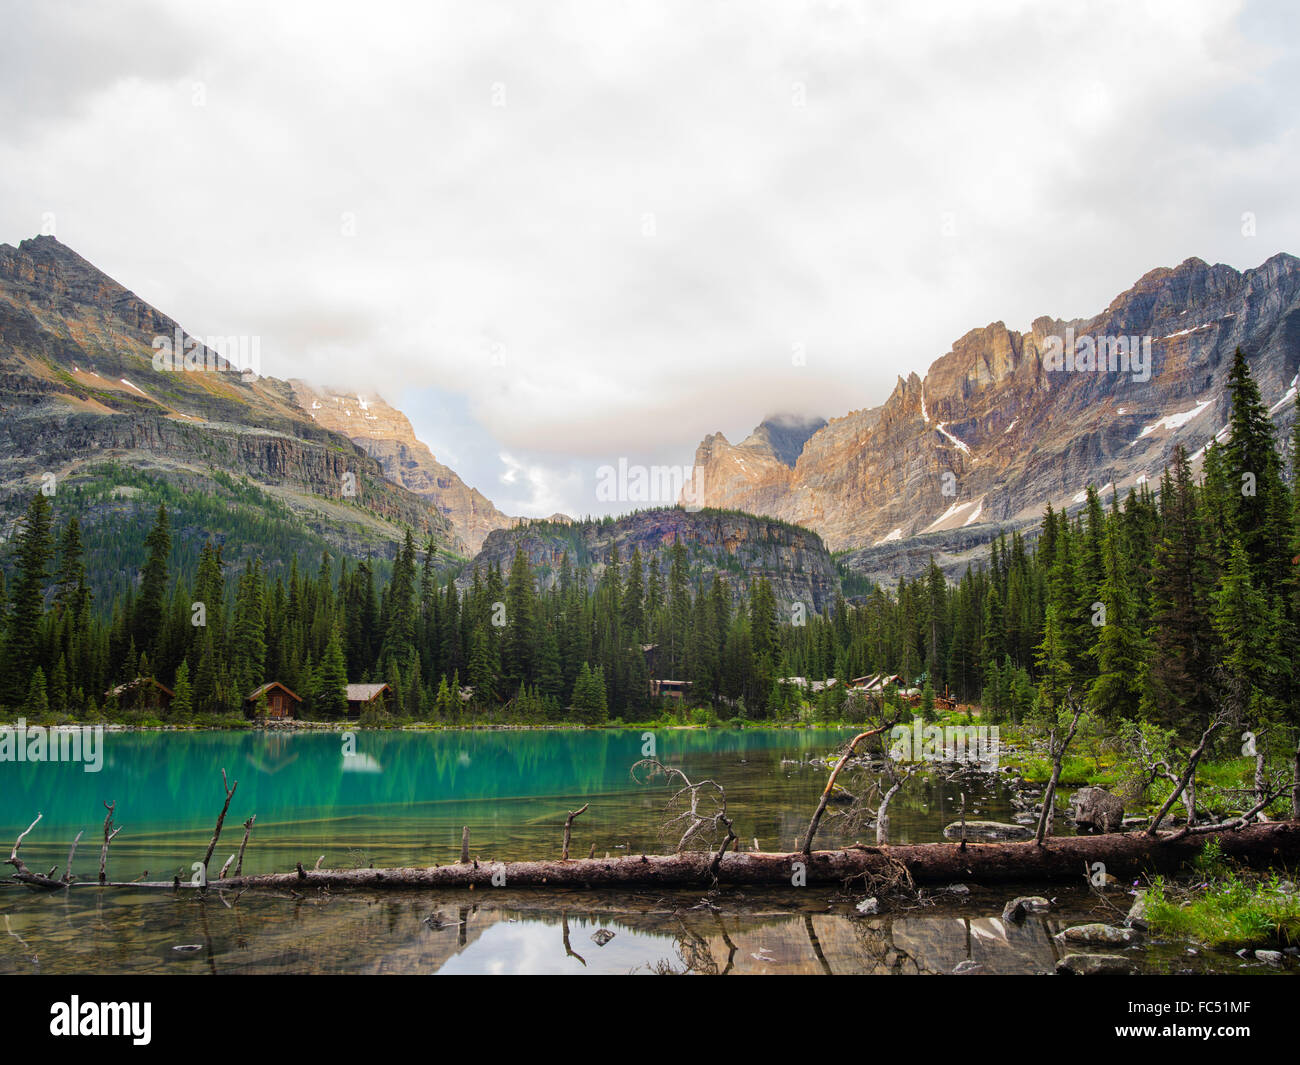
(1142, 841, 1300, 950)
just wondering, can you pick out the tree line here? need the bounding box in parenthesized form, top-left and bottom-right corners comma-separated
(1, 349, 1297, 751)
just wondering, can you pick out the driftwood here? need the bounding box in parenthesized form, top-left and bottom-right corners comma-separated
(45, 820, 1290, 892)
(5, 814, 64, 890)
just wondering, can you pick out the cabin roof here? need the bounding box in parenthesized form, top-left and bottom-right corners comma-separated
(246, 681, 302, 703)
(346, 683, 389, 702)
(105, 676, 175, 699)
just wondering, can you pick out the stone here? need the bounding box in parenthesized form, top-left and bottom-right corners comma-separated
(952, 960, 982, 974)
(1069, 787, 1125, 833)
(591, 929, 615, 947)
(1254, 949, 1283, 966)
(856, 897, 879, 915)
(1056, 923, 1138, 947)
(942, 820, 1034, 841)
(1056, 953, 1138, 976)
(1125, 894, 1149, 931)
(1002, 895, 1051, 922)
(946, 883, 971, 896)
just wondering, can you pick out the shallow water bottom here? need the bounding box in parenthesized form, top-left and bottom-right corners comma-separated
(1, 883, 1290, 975)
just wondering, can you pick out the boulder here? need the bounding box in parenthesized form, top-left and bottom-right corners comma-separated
(1069, 787, 1125, 833)
(1254, 949, 1283, 966)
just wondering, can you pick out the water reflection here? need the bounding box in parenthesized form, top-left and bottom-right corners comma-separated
(0, 885, 1254, 975)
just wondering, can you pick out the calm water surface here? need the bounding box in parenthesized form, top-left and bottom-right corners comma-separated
(0, 728, 1013, 877)
(7, 728, 1272, 975)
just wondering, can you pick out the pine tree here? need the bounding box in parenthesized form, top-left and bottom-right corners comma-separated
(317, 626, 349, 717)
(172, 659, 193, 718)
(502, 547, 537, 689)
(1088, 517, 1142, 720)
(134, 504, 171, 659)
(23, 666, 49, 717)
(4, 492, 54, 704)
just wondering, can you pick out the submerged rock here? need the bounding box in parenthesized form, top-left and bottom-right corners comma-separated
(856, 897, 879, 915)
(1056, 923, 1138, 947)
(942, 820, 1034, 841)
(1254, 949, 1283, 966)
(1002, 895, 1051, 923)
(1056, 953, 1138, 975)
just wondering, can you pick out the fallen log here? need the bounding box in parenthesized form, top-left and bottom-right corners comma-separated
(28, 820, 1295, 893)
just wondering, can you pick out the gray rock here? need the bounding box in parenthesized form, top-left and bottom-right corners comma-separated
(1055, 923, 1138, 947)
(1125, 894, 1149, 931)
(1055, 953, 1138, 975)
(1254, 949, 1283, 966)
(943, 820, 1034, 841)
(952, 960, 982, 974)
(856, 896, 879, 915)
(947, 883, 971, 896)
(1069, 786, 1125, 833)
(591, 928, 615, 946)
(1002, 895, 1051, 923)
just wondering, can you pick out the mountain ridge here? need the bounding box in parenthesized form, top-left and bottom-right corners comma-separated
(683, 253, 1300, 555)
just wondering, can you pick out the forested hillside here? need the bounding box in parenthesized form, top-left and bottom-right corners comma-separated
(2, 349, 1298, 759)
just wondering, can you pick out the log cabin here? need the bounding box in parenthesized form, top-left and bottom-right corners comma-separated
(105, 677, 175, 712)
(346, 683, 390, 715)
(246, 682, 303, 720)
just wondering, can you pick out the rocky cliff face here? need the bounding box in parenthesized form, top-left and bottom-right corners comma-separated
(685, 254, 1300, 555)
(0, 236, 463, 557)
(463, 507, 839, 613)
(289, 381, 515, 553)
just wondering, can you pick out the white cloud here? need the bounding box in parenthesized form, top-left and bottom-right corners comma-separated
(2, 0, 1297, 518)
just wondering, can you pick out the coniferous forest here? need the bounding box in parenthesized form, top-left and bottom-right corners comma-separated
(1, 349, 1297, 759)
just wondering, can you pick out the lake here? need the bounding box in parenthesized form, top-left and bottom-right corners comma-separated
(0, 728, 1017, 879)
(6, 727, 1232, 976)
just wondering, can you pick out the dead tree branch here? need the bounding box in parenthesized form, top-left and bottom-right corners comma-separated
(801, 722, 893, 855)
(200, 770, 238, 881)
(6, 814, 63, 890)
(99, 801, 122, 884)
(1147, 711, 1226, 836)
(234, 816, 255, 878)
(561, 803, 589, 860)
(1035, 692, 1083, 845)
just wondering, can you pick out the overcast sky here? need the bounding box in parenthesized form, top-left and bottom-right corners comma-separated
(2, 0, 1298, 517)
